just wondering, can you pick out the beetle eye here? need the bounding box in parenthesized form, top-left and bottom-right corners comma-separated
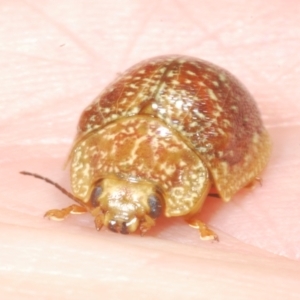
(90, 184, 103, 207)
(148, 195, 162, 219)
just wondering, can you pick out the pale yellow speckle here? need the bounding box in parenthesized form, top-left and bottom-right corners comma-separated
(172, 187, 185, 196)
(167, 70, 175, 77)
(219, 73, 227, 82)
(217, 127, 226, 136)
(191, 173, 198, 180)
(149, 86, 157, 93)
(161, 175, 167, 181)
(129, 84, 138, 89)
(82, 164, 90, 177)
(128, 107, 140, 115)
(152, 102, 158, 110)
(166, 180, 172, 187)
(186, 70, 196, 76)
(159, 107, 167, 114)
(79, 185, 89, 199)
(222, 119, 231, 127)
(212, 111, 221, 118)
(198, 81, 206, 87)
(192, 109, 206, 119)
(175, 100, 183, 110)
(156, 82, 166, 96)
(189, 121, 198, 127)
(208, 89, 218, 101)
(215, 104, 223, 112)
(179, 160, 187, 167)
(230, 105, 238, 112)
(164, 165, 176, 176)
(158, 67, 167, 74)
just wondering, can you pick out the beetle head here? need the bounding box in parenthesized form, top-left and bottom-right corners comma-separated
(89, 175, 163, 234)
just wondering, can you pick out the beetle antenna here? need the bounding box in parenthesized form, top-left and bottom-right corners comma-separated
(20, 171, 87, 208)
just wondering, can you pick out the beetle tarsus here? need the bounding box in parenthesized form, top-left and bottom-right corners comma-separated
(187, 219, 219, 241)
(246, 177, 263, 189)
(139, 215, 156, 236)
(94, 214, 105, 231)
(44, 204, 87, 221)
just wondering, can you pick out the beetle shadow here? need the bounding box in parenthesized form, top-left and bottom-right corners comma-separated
(200, 184, 262, 222)
(194, 194, 224, 224)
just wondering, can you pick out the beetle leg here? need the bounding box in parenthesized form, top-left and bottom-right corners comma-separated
(246, 177, 262, 189)
(186, 219, 219, 241)
(44, 204, 88, 221)
(139, 215, 156, 236)
(94, 214, 105, 231)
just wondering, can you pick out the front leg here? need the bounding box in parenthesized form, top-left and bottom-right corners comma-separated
(186, 218, 219, 241)
(139, 215, 156, 236)
(44, 204, 88, 221)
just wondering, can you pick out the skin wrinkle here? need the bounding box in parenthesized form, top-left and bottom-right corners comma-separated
(2, 0, 300, 299)
(23, 1, 100, 61)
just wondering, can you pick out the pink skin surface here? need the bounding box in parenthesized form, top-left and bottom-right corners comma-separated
(1, 0, 300, 299)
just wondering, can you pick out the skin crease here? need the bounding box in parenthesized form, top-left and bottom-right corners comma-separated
(1, 0, 300, 299)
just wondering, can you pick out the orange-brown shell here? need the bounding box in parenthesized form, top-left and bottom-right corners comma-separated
(72, 55, 271, 202)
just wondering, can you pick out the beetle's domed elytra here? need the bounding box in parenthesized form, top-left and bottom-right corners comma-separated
(22, 55, 271, 241)
(74, 55, 271, 204)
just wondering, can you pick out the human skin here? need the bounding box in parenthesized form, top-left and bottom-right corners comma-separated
(1, 0, 300, 299)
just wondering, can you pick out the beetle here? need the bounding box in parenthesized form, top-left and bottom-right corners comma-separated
(21, 55, 271, 240)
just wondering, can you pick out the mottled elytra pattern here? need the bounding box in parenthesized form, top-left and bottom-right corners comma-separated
(72, 55, 271, 202)
(71, 116, 210, 216)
